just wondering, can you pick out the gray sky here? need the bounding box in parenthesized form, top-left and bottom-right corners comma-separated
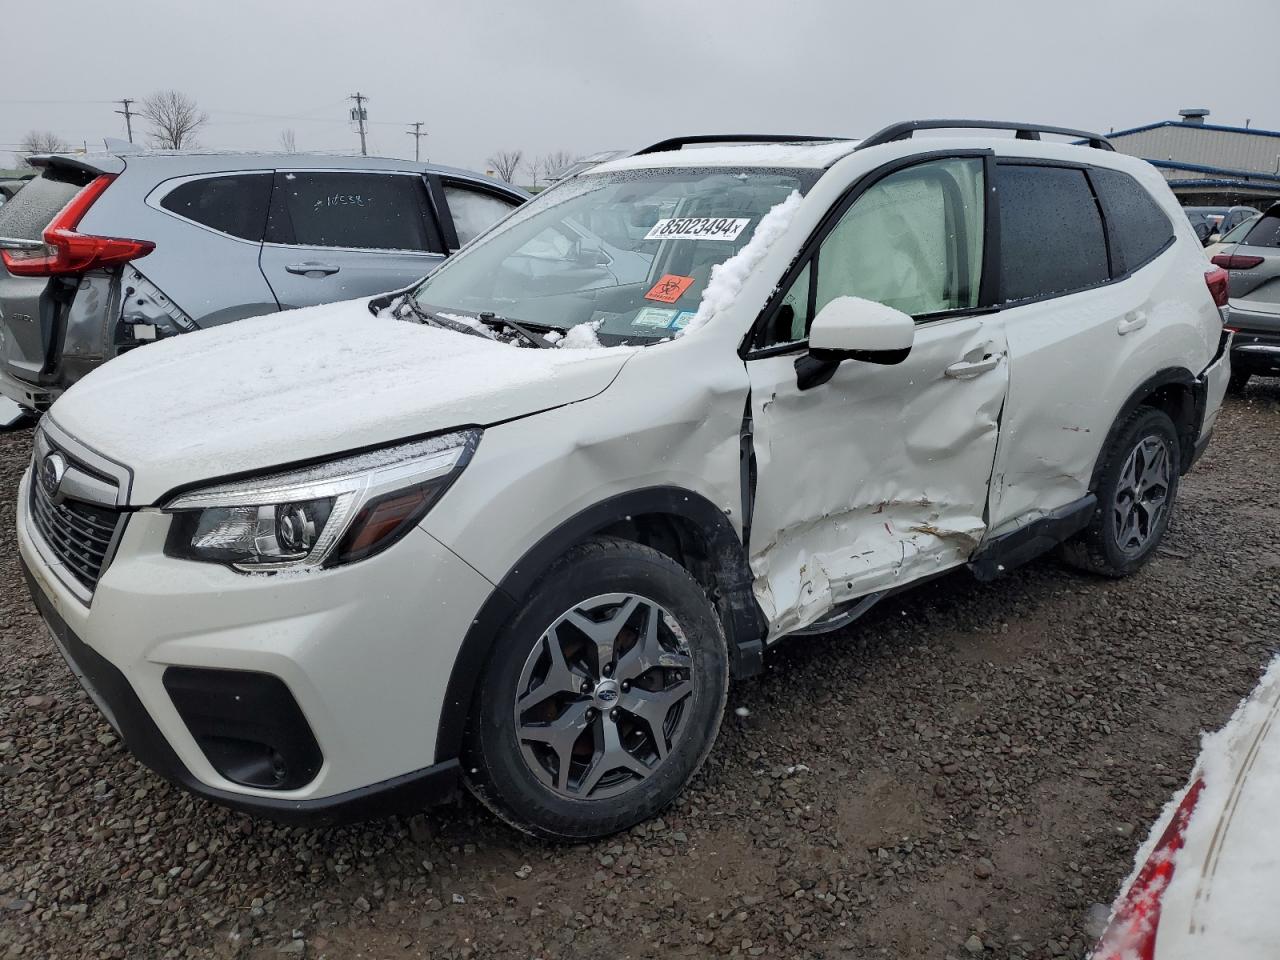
(4, 0, 1278, 176)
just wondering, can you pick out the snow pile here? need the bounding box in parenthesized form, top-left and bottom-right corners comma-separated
(558, 319, 603, 349)
(678, 190, 803, 337)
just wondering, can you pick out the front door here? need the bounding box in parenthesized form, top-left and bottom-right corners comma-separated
(744, 156, 1008, 638)
(259, 170, 447, 308)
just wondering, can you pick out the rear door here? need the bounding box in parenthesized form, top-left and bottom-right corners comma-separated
(259, 170, 447, 307)
(0, 167, 95, 383)
(986, 162, 1178, 534)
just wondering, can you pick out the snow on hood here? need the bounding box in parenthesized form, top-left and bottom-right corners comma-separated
(49, 299, 635, 504)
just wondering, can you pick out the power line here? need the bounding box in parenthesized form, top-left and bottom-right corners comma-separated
(349, 92, 368, 157)
(406, 121, 426, 162)
(114, 98, 135, 143)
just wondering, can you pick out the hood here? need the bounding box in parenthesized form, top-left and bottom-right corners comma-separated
(49, 299, 634, 504)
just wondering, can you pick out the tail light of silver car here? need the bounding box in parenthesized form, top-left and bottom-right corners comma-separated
(1210, 254, 1265, 271)
(0, 175, 154, 277)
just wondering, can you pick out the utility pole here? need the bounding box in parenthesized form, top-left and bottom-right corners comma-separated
(406, 121, 426, 162)
(114, 98, 136, 143)
(349, 92, 368, 157)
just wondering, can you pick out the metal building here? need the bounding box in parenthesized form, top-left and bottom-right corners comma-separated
(1107, 109, 1280, 207)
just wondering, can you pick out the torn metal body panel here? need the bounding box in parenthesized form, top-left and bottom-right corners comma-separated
(745, 314, 1009, 639)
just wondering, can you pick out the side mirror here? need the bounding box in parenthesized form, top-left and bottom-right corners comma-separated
(808, 296, 914, 365)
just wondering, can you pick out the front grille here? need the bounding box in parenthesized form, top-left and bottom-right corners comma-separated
(28, 466, 123, 592)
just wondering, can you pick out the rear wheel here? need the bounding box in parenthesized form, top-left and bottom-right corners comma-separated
(1226, 369, 1251, 395)
(1060, 407, 1180, 578)
(464, 536, 729, 840)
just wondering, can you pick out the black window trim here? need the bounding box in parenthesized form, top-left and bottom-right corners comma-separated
(263, 168, 447, 256)
(149, 170, 276, 246)
(428, 174, 526, 252)
(744, 152, 1183, 360)
(742, 148, 997, 359)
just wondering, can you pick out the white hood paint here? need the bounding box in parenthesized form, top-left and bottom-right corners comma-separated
(49, 300, 634, 504)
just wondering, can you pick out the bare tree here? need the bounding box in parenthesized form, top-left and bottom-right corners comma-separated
(486, 149, 523, 183)
(279, 128, 297, 153)
(540, 149, 576, 183)
(140, 90, 208, 150)
(16, 130, 68, 166)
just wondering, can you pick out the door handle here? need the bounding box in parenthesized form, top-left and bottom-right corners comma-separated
(1117, 312, 1147, 335)
(285, 262, 341, 277)
(944, 354, 1002, 380)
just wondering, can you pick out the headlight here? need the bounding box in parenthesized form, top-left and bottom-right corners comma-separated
(163, 429, 479, 572)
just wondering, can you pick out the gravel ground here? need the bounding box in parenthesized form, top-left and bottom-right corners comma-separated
(1, 386, 1278, 960)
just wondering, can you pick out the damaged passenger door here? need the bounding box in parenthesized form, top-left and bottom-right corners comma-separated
(743, 155, 1008, 638)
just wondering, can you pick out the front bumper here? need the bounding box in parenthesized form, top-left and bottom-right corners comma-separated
(17, 469, 496, 824)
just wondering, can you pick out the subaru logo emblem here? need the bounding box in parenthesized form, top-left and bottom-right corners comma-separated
(40, 453, 67, 501)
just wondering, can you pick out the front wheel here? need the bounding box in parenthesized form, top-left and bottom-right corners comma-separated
(1060, 407, 1180, 578)
(464, 536, 729, 840)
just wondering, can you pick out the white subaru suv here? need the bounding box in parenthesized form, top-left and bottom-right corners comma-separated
(17, 121, 1232, 840)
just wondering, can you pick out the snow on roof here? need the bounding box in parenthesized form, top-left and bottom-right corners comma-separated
(595, 140, 860, 173)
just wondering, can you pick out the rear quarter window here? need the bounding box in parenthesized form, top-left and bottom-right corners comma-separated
(0, 169, 91, 242)
(1089, 168, 1174, 273)
(1242, 214, 1280, 249)
(996, 164, 1109, 303)
(160, 174, 272, 242)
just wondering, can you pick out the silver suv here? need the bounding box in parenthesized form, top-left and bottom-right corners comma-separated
(0, 151, 526, 412)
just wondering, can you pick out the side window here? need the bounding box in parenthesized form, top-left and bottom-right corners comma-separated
(815, 158, 985, 319)
(160, 174, 273, 242)
(996, 164, 1108, 303)
(1089, 167, 1174, 273)
(444, 183, 520, 247)
(265, 172, 440, 252)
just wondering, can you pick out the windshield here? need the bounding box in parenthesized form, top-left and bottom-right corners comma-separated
(412, 166, 818, 345)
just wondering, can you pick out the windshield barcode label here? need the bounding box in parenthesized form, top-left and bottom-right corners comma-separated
(644, 217, 750, 242)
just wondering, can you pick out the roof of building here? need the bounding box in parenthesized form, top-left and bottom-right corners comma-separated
(1107, 119, 1280, 179)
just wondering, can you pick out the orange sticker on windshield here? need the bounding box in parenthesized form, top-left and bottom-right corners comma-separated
(645, 274, 695, 303)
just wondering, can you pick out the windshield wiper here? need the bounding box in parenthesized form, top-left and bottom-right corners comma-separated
(476, 311, 563, 349)
(397, 296, 495, 341)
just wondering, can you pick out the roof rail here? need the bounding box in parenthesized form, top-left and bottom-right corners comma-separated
(633, 134, 849, 156)
(858, 119, 1114, 151)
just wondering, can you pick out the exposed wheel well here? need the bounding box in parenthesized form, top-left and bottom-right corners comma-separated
(597, 513, 720, 600)
(1136, 380, 1200, 474)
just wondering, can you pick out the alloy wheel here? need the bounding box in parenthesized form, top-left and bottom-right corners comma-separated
(1112, 435, 1172, 556)
(513, 592, 694, 800)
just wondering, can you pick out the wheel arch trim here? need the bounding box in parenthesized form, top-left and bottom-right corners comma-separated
(1091, 367, 1204, 488)
(434, 486, 765, 763)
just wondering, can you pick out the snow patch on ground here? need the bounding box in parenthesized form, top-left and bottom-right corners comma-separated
(678, 191, 803, 337)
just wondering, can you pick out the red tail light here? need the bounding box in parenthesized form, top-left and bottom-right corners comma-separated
(1210, 254, 1265, 270)
(1093, 777, 1204, 960)
(1204, 267, 1229, 308)
(1, 175, 153, 277)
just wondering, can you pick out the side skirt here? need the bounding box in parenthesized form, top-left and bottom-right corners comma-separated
(968, 493, 1097, 582)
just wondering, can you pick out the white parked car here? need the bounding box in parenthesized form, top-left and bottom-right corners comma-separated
(18, 121, 1232, 840)
(1093, 657, 1280, 959)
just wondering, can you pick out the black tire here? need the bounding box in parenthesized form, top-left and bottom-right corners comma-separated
(1226, 369, 1251, 396)
(463, 536, 729, 841)
(1059, 406, 1181, 578)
